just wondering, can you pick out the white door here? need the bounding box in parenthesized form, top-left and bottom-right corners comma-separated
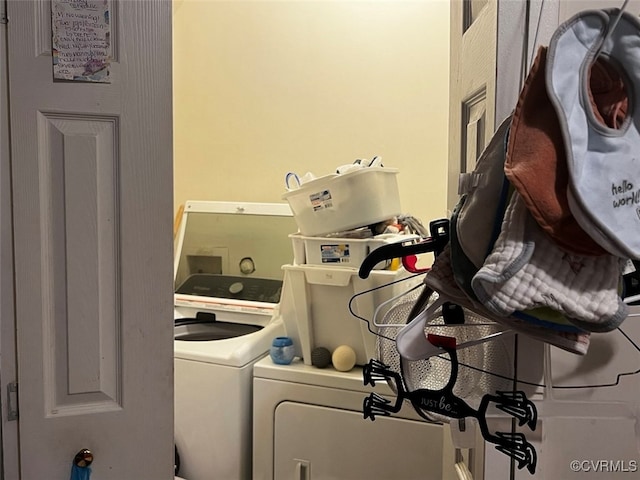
(5, 0, 174, 478)
(450, 1, 640, 479)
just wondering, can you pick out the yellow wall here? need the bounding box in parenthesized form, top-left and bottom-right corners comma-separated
(173, 0, 450, 227)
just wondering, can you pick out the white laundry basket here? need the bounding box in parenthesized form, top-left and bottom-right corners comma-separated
(282, 167, 401, 236)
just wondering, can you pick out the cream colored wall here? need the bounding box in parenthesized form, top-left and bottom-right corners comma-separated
(173, 0, 450, 227)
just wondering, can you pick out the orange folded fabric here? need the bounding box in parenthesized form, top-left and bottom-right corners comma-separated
(505, 46, 627, 256)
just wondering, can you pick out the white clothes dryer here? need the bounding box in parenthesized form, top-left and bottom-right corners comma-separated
(252, 356, 471, 480)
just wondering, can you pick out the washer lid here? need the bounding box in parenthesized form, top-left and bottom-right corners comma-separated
(173, 201, 296, 322)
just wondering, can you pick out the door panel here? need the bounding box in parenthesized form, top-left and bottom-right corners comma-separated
(7, 0, 173, 477)
(39, 114, 121, 415)
(463, 98, 486, 174)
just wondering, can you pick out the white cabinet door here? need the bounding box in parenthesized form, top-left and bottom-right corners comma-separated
(6, 0, 174, 477)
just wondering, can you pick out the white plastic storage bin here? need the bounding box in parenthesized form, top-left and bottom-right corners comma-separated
(289, 232, 419, 269)
(282, 167, 401, 236)
(278, 264, 418, 366)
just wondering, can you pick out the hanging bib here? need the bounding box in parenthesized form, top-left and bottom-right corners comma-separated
(505, 46, 624, 257)
(546, 9, 640, 259)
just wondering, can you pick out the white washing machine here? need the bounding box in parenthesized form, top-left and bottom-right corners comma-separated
(173, 201, 298, 480)
(252, 356, 474, 480)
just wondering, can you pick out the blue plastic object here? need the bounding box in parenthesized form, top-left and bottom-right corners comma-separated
(270, 336, 295, 365)
(70, 464, 91, 480)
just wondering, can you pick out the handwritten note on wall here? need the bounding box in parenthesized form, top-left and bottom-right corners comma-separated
(52, 0, 111, 83)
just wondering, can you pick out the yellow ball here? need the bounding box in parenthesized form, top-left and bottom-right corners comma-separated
(332, 345, 357, 372)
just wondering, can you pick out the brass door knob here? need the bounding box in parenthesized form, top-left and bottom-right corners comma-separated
(74, 449, 93, 468)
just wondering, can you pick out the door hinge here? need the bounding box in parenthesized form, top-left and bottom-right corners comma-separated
(7, 382, 18, 421)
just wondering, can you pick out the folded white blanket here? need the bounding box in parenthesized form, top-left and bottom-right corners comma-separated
(426, 244, 591, 355)
(472, 193, 627, 332)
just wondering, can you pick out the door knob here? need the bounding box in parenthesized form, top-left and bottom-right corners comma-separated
(74, 449, 93, 468)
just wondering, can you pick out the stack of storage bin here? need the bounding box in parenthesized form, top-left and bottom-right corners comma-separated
(279, 166, 419, 366)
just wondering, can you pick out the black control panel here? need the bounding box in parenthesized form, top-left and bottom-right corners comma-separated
(175, 274, 283, 304)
